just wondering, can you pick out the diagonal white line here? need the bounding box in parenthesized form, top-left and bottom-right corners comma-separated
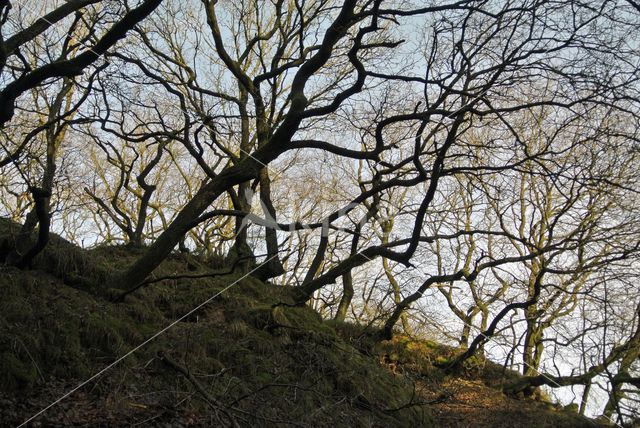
(18, 255, 278, 427)
(239, 148, 267, 168)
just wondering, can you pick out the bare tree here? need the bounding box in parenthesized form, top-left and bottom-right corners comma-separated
(0, 0, 164, 261)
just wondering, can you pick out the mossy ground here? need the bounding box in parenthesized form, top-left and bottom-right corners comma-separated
(0, 226, 611, 426)
(0, 244, 430, 426)
(362, 334, 609, 427)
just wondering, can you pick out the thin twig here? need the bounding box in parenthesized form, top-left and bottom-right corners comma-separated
(157, 350, 239, 428)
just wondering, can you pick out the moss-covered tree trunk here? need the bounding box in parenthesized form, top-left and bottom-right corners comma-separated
(523, 308, 544, 376)
(334, 272, 354, 322)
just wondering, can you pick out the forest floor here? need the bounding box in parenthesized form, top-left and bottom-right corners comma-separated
(0, 226, 612, 426)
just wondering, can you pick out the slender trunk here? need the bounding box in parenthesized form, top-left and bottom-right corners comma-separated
(460, 317, 471, 347)
(579, 382, 590, 416)
(229, 182, 255, 271)
(229, 88, 256, 270)
(130, 140, 164, 247)
(253, 168, 284, 280)
(523, 310, 539, 375)
(334, 199, 380, 321)
(523, 266, 543, 375)
(380, 220, 411, 334)
(383, 255, 411, 334)
(6, 79, 73, 267)
(334, 272, 353, 322)
(302, 225, 329, 284)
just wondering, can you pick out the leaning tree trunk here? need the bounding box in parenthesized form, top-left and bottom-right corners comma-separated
(106, 94, 307, 290)
(334, 272, 354, 322)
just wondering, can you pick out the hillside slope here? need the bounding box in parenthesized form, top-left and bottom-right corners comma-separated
(0, 234, 610, 426)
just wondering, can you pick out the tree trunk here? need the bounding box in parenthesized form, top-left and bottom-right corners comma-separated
(228, 182, 256, 271)
(579, 382, 591, 416)
(253, 168, 284, 280)
(523, 310, 542, 376)
(5, 78, 73, 267)
(334, 272, 354, 322)
(106, 103, 303, 291)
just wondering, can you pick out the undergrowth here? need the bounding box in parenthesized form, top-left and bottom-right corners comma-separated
(0, 227, 610, 426)
(0, 245, 431, 426)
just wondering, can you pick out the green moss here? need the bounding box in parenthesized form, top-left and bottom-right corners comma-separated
(82, 313, 127, 356)
(0, 235, 611, 426)
(0, 237, 434, 426)
(1, 352, 38, 388)
(563, 403, 579, 413)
